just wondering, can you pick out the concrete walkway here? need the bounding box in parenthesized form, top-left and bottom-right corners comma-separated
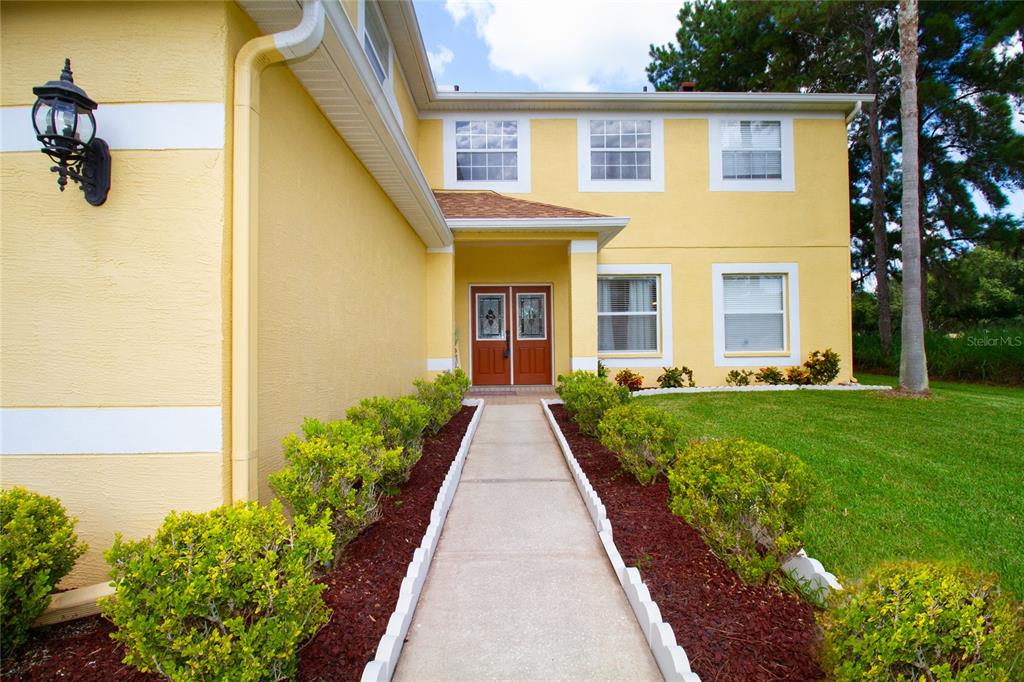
(394, 402, 661, 681)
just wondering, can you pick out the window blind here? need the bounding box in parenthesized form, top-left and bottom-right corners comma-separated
(722, 274, 785, 352)
(721, 121, 782, 180)
(598, 276, 658, 352)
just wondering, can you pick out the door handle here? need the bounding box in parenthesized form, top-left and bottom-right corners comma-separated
(504, 328, 510, 359)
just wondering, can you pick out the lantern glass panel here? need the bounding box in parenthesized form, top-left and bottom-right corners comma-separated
(32, 100, 52, 137)
(76, 110, 95, 144)
(53, 100, 77, 139)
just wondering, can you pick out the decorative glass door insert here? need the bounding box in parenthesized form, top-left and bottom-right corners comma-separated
(476, 294, 506, 340)
(517, 293, 546, 339)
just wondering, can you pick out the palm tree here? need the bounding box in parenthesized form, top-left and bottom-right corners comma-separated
(898, 0, 929, 392)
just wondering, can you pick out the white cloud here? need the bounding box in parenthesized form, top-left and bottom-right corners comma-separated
(427, 44, 455, 76)
(443, 0, 679, 91)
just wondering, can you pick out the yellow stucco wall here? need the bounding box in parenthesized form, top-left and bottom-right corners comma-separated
(0, 1, 233, 585)
(393, 68, 420, 156)
(421, 116, 854, 384)
(254, 61, 428, 504)
(454, 243, 572, 379)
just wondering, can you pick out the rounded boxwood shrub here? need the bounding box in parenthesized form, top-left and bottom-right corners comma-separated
(347, 395, 429, 486)
(668, 437, 813, 584)
(270, 418, 400, 555)
(598, 402, 683, 485)
(822, 562, 1024, 681)
(555, 370, 630, 436)
(414, 369, 470, 435)
(102, 501, 333, 682)
(0, 486, 87, 653)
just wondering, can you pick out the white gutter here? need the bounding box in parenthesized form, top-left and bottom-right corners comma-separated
(845, 99, 864, 124)
(446, 216, 630, 249)
(231, 0, 325, 503)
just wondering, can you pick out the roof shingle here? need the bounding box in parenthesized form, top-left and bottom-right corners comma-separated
(433, 190, 609, 220)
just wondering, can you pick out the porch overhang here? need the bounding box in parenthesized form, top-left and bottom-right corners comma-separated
(447, 217, 628, 249)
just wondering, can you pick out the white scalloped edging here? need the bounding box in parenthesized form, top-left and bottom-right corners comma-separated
(360, 399, 484, 682)
(541, 399, 701, 682)
(633, 384, 892, 397)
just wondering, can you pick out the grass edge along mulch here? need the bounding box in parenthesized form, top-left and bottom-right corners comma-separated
(550, 404, 824, 682)
(1, 406, 477, 682)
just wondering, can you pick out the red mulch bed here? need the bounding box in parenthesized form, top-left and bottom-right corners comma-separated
(1, 406, 476, 682)
(551, 404, 823, 682)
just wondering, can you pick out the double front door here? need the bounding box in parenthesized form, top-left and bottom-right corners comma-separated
(471, 285, 552, 386)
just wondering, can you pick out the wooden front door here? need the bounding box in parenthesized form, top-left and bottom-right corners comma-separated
(471, 286, 511, 385)
(512, 286, 552, 385)
(471, 285, 552, 386)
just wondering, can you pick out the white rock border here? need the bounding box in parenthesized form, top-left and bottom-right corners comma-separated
(541, 399, 844, 682)
(361, 398, 485, 682)
(540, 399, 701, 682)
(633, 383, 891, 397)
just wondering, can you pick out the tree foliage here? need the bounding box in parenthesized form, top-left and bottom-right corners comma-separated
(648, 0, 1024, 335)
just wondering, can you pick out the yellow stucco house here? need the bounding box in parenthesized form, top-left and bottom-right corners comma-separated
(0, 0, 870, 586)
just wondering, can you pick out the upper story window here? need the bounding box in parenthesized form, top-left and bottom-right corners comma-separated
(443, 116, 531, 192)
(363, 1, 390, 85)
(721, 121, 781, 180)
(708, 116, 794, 192)
(456, 121, 518, 181)
(578, 116, 664, 192)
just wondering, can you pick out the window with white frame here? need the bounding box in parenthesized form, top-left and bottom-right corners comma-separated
(578, 117, 664, 192)
(598, 276, 659, 353)
(722, 274, 786, 352)
(711, 263, 800, 367)
(455, 120, 518, 181)
(362, 0, 390, 86)
(590, 120, 651, 180)
(721, 120, 782, 180)
(708, 117, 793, 192)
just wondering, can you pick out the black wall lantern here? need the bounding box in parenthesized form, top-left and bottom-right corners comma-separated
(31, 59, 111, 206)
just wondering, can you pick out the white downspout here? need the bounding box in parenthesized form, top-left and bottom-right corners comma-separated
(845, 99, 863, 124)
(231, 0, 325, 503)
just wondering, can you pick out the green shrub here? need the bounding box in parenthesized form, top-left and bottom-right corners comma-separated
(614, 368, 643, 391)
(755, 366, 786, 385)
(804, 348, 841, 384)
(555, 371, 630, 436)
(347, 395, 429, 486)
(102, 501, 332, 682)
(855, 325, 1024, 385)
(785, 366, 812, 385)
(598, 403, 684, 484)
(414, 369, 470, 435)
(657, 366, 696, 388)
(0, 487, 86, 653)
(270, 418, 400, 554)
(725, 369, 754, 386)
(822, 562, 1024, 681)
(668, 438, 813, 584)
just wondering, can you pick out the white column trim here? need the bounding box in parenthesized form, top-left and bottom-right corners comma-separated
(597, 263, 673, 368)
(1, 103, 225, 152)
(711, 262, 801, 367)
(0, 406, 222, 455)
(569, 239, 598, 254)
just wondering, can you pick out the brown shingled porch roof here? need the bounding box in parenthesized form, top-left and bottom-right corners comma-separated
(433, 190, 609, 220)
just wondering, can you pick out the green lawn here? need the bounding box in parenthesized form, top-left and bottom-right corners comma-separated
(642, 375, 1024, 597)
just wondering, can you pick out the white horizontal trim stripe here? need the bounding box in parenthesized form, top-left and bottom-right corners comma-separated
(427, 357, 455, 371)
(426, 245, 454, 254)
(1, 103, 224, 152)
(571, 356, 598, 371)
(0, 406, 222, 455)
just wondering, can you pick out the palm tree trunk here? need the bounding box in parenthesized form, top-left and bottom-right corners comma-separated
(898, 0, 929, 392)
(863, 6, 892, 355)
